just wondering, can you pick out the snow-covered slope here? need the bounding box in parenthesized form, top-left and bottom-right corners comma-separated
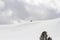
(0, 18, 60, 40)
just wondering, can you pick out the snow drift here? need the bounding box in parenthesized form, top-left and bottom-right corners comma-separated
(0, 18, 60, 40)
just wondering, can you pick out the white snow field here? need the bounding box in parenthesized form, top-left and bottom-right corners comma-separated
(0, 18, 60, 40)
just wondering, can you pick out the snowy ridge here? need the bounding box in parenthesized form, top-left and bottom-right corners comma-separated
(0, 18, 60, 40)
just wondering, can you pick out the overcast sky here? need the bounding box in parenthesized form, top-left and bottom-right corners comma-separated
(0, 0, 60, 24)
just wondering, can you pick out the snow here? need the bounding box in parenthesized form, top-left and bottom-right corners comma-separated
(0, 18, 60, 40)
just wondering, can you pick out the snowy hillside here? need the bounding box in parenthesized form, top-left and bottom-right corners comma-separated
(0, 18, 60, 40)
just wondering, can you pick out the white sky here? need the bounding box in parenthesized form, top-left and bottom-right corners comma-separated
(0, 0, 60, 24)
